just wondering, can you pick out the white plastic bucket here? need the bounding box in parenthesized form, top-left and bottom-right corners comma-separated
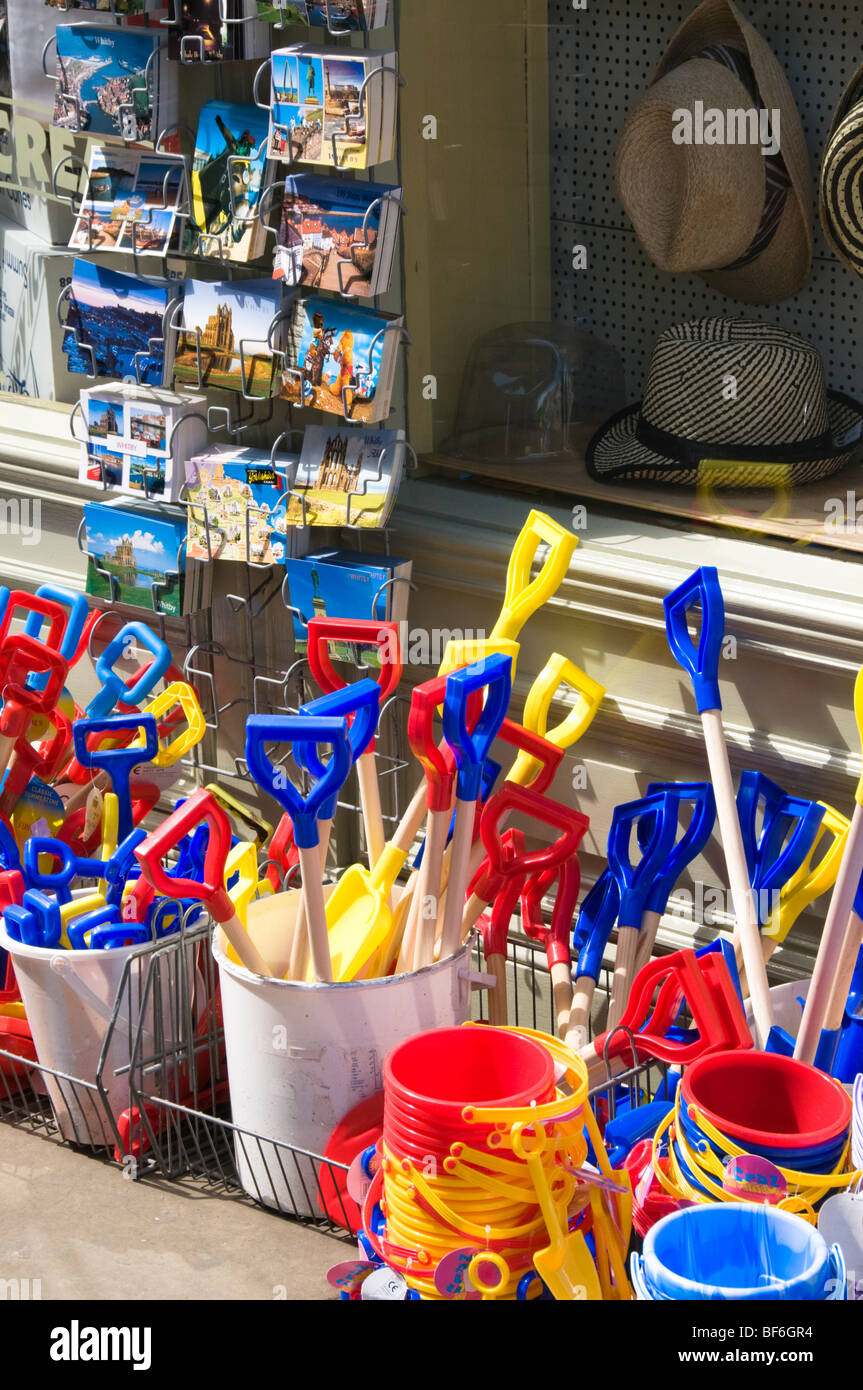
(744, 977, 811, 1044)
(213, 928, 483, 1217)
(0, 920, 183, 1147)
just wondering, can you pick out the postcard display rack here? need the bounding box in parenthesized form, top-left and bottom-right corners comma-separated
(0, 1, 421, 1186)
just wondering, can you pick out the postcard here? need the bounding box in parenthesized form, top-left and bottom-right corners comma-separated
(272, 173, 398, 295)
(185, 446, 290, 564)
(52, 26, 160, 143)
(83, 501, 186, 616)
(71, 147, 188, 258)
(63, 259, 172, 385)
(167, 0, 232, 62)
(173, 277, 283, 396)
(279, 294, 398, 421)
(83, 441, 125, 488)
(189, 101, 270, 262)
(288, 425, 405, 528)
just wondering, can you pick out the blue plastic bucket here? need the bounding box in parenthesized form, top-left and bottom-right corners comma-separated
(637, 1204, 846, 1301)
(677, 1093, 848, 1175)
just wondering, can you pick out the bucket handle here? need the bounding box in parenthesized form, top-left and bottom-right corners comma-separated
(458, 967, 494, 992)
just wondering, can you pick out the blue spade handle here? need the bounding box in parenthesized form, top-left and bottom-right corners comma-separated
(296, 679, 381, 818)
(0, 816, 21, 873)
(663, 567, 725, 714)
(245, 714, 352, 850)
(23, 837, 108, 901)
(87, 623, 171, 720)
(73, 713, 160, 843)
(638, 781, 717, 916)
(608, 790, 680, 930)
(3, 902, 39, 947)
(18, 890, 62, 948)
(442, 654, 513, 802)
(573, 869, 620, 983)
(24, 586, 89, 692)
(736, 771, 825, 925)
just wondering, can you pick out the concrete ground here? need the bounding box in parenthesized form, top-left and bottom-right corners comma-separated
(0, 1125, 347, 1300)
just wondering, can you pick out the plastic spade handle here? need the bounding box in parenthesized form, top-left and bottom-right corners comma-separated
(23, 836, 108, 893)
(736, 772, 825, 920)
(295, 679, 381, 817)
(478, 831, 528, 958)
(573, 869, 620, 983)
(73, 714, 160, 840)
(608, 791, 680, 930)
(245, 715, 352, 849)
(735, 771, 788, 883)
(134, 788, 235, 922)
(20, 890, 62, 948)
(639, 782, 716, 916)
(4, 902, 45, 947)
(496, 719, 563, 795)
(489, 510, 578, 644)
(0, 591, 67, 654)
(23, 585, 89, 692)
(306, 618, 402, 753)
(479, 783, 590, 877)
(87, 623, 171, 720)
(442, 654, 513, 802)
(522, 857, 580, 969)
(406, 674, 486, 813)
(663, 567, 725, 714)
(142, 683, 206, 766)
(511, 655, 605, 786)
(0, 634, 68, 723)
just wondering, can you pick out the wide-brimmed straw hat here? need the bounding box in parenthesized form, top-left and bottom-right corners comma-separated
(586, 318, 863, 488)
(615, 0, 813, 305)
(820, 61, 863, 275)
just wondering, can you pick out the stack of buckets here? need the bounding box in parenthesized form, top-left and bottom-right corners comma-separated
(672, 1051, 853, 1191)
(632, 1205, 846, 1300)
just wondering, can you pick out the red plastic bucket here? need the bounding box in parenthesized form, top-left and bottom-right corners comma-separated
(383, 1026, 555, 1162)
(682, 1051, 851, 1153)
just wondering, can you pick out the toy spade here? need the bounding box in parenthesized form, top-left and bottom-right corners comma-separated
(567, 869, 620, 1051)
(796, 664, 863, 1064)
(438, 654, 512, 962)
(84, 622, 171, 721)
(509, 654, 605, 787)
(474, 830, 526, 1026)
(0, 634, 68, 779)
(489, 510, 578, 644)
(135, 788, 272, 978)
(521, 856, 580, 1039)
(511, 1122, 601, 1302)
(245, 715, 353, 983)
(633, 781, 717, 973)
(605, 790, 681, 1030)
(72, 714, 160, 842)
(306, 618, 402, 869)
(0, 706, 72, 821)
(736, 771, 825, 929)
(291, 682, 380, 977)
(763, 802, 849, 964)
(664, 566, 773, 1047)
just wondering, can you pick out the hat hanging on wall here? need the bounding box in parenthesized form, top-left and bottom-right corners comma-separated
(615, 0, 813, 306)
(820, 61, 863, 275)
(585, 318, 863, 488)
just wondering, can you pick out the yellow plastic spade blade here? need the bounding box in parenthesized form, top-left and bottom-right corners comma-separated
(310, 843, 408, 983)
(513, 1125, 602, 1302)
(490, 511, 578, 644)
(510, 654, 606, 785)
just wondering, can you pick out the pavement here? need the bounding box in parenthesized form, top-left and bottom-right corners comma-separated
(0, 1124, 347, 1301)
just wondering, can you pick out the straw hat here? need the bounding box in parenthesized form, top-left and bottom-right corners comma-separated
(820, 61, 863, 275)
(586, 318, 863, 488)
(615, 0, 813, 305)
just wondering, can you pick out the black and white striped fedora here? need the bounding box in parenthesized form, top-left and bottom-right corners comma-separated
(820, 62, 863, 276)
(586, 318, 863, 488)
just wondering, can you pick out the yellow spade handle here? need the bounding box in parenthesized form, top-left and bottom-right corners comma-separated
(510, 655, 606, 786)
(490, 511, 578, 644)
(437, 637, 520, 681)
(140, 682, 206, 767)
(761, 803, 849, 960)
(225, 841, 260, 927)
(857, 665, 863, 806)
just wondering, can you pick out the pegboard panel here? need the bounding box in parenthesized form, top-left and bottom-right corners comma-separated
(550, 1, 863, 401)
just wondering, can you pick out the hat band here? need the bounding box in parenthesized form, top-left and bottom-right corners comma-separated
(664, 44, 791, 271)
(635, 415, 840, 466)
